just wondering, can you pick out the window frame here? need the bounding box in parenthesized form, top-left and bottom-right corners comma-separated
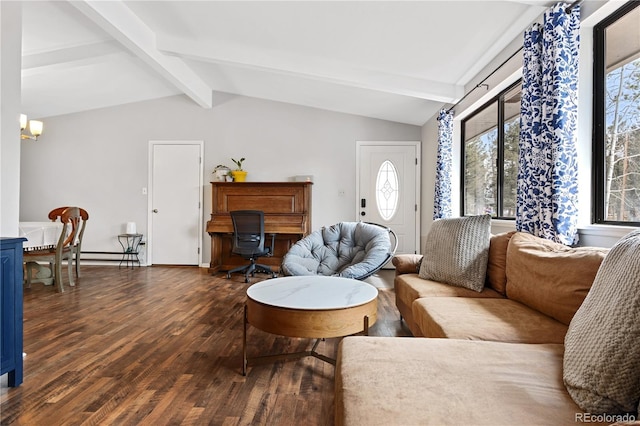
(460, 79, 521, 219)
(593, 0, 640, 226)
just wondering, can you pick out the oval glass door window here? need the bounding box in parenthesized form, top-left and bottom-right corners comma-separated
(376, 160, 399, 220)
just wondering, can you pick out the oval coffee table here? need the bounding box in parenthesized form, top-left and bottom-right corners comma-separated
(243, 275, 378, 375)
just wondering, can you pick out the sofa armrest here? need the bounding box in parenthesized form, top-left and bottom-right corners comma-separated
(392, 254, 423, 275)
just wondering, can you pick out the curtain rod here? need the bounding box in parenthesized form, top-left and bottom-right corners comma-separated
(446, 45, 523, 114)
(445, 0, 582, 114)
(566, 0, 583, 14)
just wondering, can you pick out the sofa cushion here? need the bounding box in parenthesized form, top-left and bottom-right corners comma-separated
(395, 273, 503, 312)
(336, 337, 605, 426)
(564, 229, 640, 414)
(395, 274, 503, 305)
(395, 274, 504, 336)
(412, 297, 568, 343)
(486, 231, 516, 295)
(418, 214, 491, 292)
(505, 232, 608, 325)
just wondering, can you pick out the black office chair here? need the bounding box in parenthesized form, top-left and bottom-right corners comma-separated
(226, 210, 276, 283)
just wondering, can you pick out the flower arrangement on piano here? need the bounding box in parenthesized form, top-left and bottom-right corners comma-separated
(212, 158, 247, 182)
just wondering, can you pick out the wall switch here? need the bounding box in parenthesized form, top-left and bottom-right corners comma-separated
(142, 187, 147, 195)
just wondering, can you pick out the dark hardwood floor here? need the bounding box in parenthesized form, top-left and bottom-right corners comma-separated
(1, 266, 410, 425)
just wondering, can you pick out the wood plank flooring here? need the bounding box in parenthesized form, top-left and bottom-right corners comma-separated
(0, 266, 410, 425)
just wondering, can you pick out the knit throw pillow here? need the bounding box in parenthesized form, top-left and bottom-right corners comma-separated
(563, 229, 640, 414)
(418, 215, 491, 292)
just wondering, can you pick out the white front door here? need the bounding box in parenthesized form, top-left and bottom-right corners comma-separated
(148, 141, 203, 265)
(357, 141, 420, 256)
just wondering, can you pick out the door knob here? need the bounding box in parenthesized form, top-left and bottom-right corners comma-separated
(152, 209, 158, 213)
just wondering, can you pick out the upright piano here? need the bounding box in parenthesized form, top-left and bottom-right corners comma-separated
(206, 181, 312, 274)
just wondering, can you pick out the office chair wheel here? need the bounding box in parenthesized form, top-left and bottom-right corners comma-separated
(226, 272, 231, 279)
(244, 276, 250, 283)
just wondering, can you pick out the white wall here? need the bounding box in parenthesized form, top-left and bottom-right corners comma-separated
(419, 0, 638, 249)
(19, 93, 420, 265)
(0, 2, 22, 238)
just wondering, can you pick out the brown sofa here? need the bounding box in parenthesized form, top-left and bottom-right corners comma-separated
(394, 231, 608, 342)
(335, 231, 639, 426)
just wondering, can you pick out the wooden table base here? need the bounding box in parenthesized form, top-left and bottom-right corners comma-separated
(242, 304, 371, 376)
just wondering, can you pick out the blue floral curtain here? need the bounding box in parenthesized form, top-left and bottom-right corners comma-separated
(517, 2, 580, 245)
(434, 109, 454, 219)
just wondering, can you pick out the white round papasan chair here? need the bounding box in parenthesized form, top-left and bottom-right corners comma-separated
(280, 221, 397, 280)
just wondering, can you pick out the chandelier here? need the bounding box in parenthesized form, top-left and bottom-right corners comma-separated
(20, 114, 43, 140)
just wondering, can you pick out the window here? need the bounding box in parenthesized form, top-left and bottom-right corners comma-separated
(594, 1, 640, 225)
(461, 81, 521, 218)
(376, 160, 399, 221)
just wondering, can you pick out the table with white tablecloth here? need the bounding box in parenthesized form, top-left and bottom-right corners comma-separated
(19, 222, 64, 285)
(19, 222, 64, 250)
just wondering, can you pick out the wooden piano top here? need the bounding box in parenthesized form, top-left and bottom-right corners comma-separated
(207, 181, 312, 235)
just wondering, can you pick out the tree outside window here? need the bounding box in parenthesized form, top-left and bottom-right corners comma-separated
(462, 82, 520, 219)
(604, 58, 640, 222)
(595, 1, 640, 225)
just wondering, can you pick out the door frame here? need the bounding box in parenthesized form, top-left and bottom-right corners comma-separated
(355, 141, 421, 255)
(147, 140, 204, 266)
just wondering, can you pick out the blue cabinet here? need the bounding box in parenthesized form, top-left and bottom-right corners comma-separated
(1, 237, 26, 387)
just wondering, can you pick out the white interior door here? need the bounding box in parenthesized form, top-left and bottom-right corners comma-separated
(149, 141, 203, 265)
(357, 142, 420, 256)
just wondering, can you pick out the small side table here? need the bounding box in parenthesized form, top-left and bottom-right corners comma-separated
(118, 233, 143, 268)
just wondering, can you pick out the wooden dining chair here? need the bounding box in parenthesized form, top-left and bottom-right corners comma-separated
(24, 207, 82, 292)
(48, 206, 89, 278)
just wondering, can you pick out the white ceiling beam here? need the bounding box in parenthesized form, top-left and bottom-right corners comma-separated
(68, 0, 212, 108)
(502, 0, 554, 6)
(158, 35, 462, 104)
(22, 41, 125, 76)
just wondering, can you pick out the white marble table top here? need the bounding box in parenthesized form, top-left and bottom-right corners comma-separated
(247, 276, 378, 310)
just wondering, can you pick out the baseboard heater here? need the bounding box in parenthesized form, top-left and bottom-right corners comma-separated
(81, 251, 130, 262)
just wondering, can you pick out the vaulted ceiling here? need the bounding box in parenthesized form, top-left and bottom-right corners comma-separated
(21, 1, 549, 126)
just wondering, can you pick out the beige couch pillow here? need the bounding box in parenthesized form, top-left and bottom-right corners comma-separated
(485, 231, 516, 295)
(505, 232, 608, 325)
(564, 229, 640, 414)
(418, 215, 491, 292)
